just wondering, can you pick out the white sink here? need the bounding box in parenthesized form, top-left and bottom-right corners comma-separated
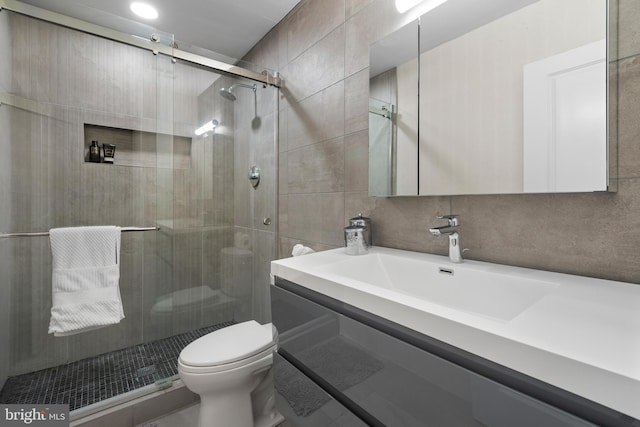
(311, 252, 557, 321)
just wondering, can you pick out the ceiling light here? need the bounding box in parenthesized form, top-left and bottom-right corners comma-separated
(130, 2, 158, 20)
(395, 0, 448, 14)
(195, 119, 218, 136)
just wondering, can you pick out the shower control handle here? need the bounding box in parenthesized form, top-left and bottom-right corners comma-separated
(249, 166, 260, 188)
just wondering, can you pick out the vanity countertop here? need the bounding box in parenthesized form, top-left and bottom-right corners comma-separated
(271, 246, 640, 420)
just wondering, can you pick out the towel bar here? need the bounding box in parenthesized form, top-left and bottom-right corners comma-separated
(0, 226, 160, 238)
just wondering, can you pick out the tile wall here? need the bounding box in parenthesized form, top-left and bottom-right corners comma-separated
(244, 0, 640, 284)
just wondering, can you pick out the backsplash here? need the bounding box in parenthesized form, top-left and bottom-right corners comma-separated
(244, 0, 640, 284)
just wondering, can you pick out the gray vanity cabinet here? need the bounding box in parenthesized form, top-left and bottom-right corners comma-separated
(271, 280, 615, 427)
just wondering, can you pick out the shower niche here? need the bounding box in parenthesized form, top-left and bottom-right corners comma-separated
(83, 124, 192, 168)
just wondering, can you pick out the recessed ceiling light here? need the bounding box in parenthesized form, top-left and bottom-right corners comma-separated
(130, 2, 158, 20)
(395, 0, 448, 14)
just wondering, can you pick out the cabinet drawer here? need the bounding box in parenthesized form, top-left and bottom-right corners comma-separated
(273, 352, 368, 427)
(471, 376, 596, 427)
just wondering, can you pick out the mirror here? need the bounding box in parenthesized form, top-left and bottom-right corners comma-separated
(369, 0, 610, 196)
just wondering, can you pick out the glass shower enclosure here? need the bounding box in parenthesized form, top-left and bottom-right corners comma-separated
(0, 2, 278, 416)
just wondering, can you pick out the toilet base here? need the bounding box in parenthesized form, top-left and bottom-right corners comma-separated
(197, 394, 284, 427)
(255, 411, 285, 427)
(187, 357, 284, 427)
(198, 391, 252, 427)
(251, 368, 285, 427)
(184, 401, 283, 427)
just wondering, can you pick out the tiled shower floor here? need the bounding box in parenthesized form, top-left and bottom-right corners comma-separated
(0, 322, 233, 411)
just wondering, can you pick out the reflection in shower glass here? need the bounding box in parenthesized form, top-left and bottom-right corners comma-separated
(369, 98, 395, 196)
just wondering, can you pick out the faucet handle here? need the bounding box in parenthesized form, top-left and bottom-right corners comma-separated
(436, 214, 459, 226)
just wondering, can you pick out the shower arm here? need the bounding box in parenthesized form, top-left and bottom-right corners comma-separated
(231, 83, 257, 92)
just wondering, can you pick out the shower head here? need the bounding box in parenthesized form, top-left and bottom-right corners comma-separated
(219, 87, 236, 101)
(219, 83, 257, 101)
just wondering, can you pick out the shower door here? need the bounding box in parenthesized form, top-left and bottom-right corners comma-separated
(152, 53, 278, 338)
(0, 7, 277, 413)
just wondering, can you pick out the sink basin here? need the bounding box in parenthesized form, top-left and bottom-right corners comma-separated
(309, 251, 557, 321)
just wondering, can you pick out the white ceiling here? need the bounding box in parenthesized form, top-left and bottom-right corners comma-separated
(18, 0, 301, 60)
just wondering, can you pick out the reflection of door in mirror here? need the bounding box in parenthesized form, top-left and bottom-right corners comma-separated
(523, 40, 606, 193)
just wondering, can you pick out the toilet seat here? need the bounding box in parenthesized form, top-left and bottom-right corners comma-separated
(178, 344, 276, 374)
(179, 321, 277, 373)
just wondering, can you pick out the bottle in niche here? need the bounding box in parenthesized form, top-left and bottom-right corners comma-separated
(103, 143, 116, 164)
(89, 140, 101, 163)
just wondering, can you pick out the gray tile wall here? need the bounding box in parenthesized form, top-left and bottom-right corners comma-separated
(245, 0, 640, 284)
(0, 7, 12, 390)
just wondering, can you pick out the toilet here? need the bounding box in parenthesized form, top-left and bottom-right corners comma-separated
(178, 320, 284, 427)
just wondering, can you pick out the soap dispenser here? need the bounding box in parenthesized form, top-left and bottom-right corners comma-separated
(89, 140, 101, 163)
(349, 213, 372, 246)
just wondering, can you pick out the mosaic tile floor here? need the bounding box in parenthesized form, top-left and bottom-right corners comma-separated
(0, 322, 233, 411)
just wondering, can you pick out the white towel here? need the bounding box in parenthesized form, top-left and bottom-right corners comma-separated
(48, 226, 124, 336)
(292, 244, 315, 257)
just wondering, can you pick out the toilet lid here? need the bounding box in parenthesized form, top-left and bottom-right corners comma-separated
(179, 321, 274, 367)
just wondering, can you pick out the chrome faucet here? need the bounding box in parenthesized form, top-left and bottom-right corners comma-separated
(429, 215, 464, 263)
